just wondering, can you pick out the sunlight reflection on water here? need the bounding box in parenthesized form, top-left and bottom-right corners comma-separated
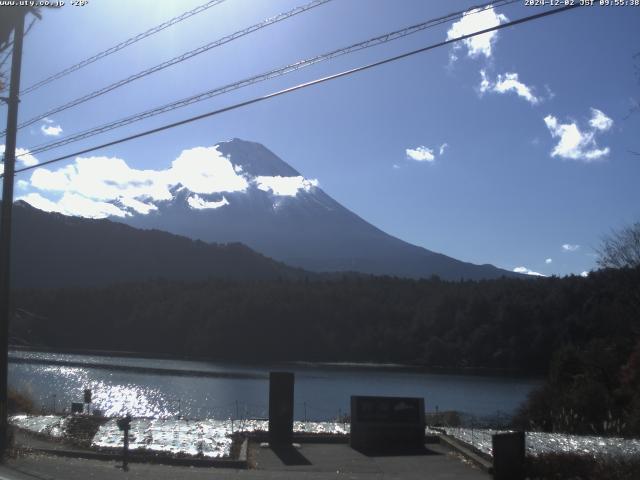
(37, 365, 172, 418)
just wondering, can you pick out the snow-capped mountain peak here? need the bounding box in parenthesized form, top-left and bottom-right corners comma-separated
(17, 138, 517, 280)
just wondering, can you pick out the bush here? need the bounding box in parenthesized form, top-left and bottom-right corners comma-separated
(8, 389, 34, 414)
(526, 453, 640, 480)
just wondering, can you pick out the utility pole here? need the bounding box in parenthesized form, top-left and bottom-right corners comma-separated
(0, 10, 26, 455)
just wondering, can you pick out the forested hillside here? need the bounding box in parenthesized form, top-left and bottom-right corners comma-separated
(12, 267, 639, 373)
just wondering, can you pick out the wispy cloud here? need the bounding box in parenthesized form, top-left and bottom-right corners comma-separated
(40, 118, 63, 136)
(41, 124, 63, 137)
(545, 258, 553, 264)
(447, 5, 508, 60)
(589, 108, 613, 131)
(406, 146, 435, 162)
(562, 244, 580, 252)
(479, 70, 540, 104)
(514, 266, 546, 277)
(544, 108, 613, 162)
(439, 143, 448, 155)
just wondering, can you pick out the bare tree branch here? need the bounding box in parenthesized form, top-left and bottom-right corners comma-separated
(597, 222, 640, 269)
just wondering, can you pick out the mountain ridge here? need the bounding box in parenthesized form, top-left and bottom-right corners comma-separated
(113, 138, 519, 281)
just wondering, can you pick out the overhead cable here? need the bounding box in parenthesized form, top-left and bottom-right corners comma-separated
(5, 0, 333, 135)
(19, 0, 228, 95)
(23, 0, 518, 157)
(7, 3, 580, 177)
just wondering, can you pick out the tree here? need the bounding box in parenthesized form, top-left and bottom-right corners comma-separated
(597, 221, 640, 269)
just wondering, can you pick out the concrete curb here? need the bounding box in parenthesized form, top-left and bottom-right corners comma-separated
(438, 434, 493, 473)
(16, 438, 249, 469)
(247, 432, 350, 444)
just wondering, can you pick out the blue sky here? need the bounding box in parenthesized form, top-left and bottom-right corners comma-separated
(2, 0, 640, 277)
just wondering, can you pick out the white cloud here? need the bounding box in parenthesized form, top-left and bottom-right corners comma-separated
(580, 271, 589, 277)
(562, 244, 580, 252)
(479, 70, 540, 104)
(439, 143, 448, 155)
(514, 266, 546, 277)
(187, 194, 229, 210)
(25, 146, 248, 216)
(544, 112, 611, 162)
(169, 146, 248, 195)
(41, 124, 63, 136)
(58, 192, 128, 218)
(447, 5, 508, 59)
(118, 196, 158, 215)
(255, 175, 318, 197)
(0, 145, 39, 167)
(589, 108, 613, 131)
(17, 193, 62, 213)
(42, 117, 54, 124)
(406, 146, 435, 162)
(17, 192, 128, 219)
(21, 145, 320, 218)
(545, 258, 553, 264)
(493, 73, 539, 104)
(392, 164, 400, 169)
(30, 157, 172, 202)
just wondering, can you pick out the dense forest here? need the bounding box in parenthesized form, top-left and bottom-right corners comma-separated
(12, 267, 638, 371)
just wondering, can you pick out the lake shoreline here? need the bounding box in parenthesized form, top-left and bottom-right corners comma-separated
(9, 344, 543, 379)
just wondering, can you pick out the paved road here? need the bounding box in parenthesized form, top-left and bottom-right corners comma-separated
(0, 443, 489, 479)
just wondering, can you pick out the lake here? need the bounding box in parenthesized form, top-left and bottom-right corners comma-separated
(9, 349, 541, 421)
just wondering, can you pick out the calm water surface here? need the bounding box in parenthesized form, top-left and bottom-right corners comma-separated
(9, 350, 541, 420)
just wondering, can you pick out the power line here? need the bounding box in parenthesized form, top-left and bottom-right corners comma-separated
(8, 3, 579, 177)
(23, 0, 519, 158)
(4, 0, 333, 135)
(19, 0, 228, 96)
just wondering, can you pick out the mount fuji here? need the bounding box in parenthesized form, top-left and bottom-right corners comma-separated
(107, 138, 515, 281)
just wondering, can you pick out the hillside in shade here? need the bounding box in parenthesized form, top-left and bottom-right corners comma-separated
(10, 200, 309, 289)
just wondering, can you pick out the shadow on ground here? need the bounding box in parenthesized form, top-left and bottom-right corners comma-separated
(353, 445, 443, 458)
(269, 444, 312, 466)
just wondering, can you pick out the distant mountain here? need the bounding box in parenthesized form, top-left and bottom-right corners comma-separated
(112, 138, 517, 281)
(10, 201, 308, 289)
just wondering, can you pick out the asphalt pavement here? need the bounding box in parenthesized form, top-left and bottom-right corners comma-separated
(0, 442, 489, 480)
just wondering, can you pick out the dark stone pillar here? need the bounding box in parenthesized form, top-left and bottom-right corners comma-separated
(492, 431, 525, 480)
(268, 372, 294, 445)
